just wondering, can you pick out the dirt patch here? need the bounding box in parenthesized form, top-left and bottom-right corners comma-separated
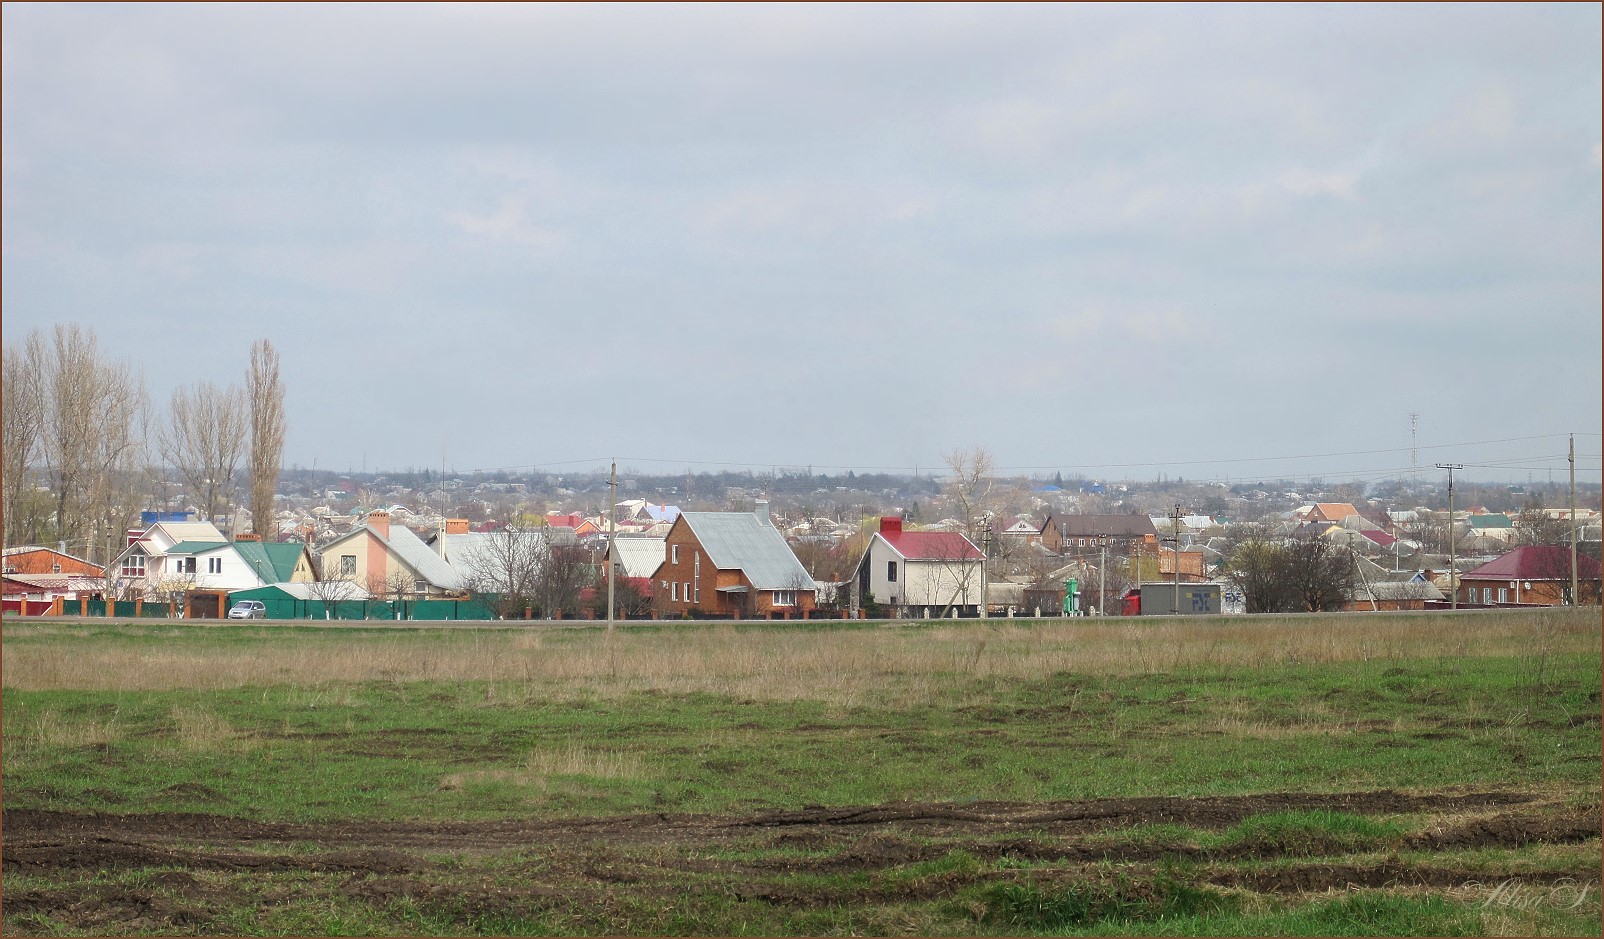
(1405, 810, 1603, 850)
(2, 787, 1539, 864)
(1212, 863, 1599, 894)
(4, 787, 1593, 935)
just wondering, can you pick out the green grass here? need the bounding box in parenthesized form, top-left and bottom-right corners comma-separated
(2, 615, 1599, 936)
(4, 649, 1598, 822)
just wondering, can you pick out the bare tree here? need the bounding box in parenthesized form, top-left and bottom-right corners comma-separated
(246, 340, 286, 538)
(2, 332, 46, 545)
(533, 543, 593, 617)
(158, 380, 247, 527)
(463, 528, 547, 618)
(307, 565, 363, 620)
(1228, 533, 1357, 613)
(1513, 499, 1571, 547)
(35, 325, 147, 564)
(943, 446, 998, 545)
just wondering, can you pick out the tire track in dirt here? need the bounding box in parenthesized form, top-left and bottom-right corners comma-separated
(1, 787, 1568, 879)
(5, 786, 1535, 860)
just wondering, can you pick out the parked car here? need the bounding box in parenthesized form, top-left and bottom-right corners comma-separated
(227, 600, 267, 619)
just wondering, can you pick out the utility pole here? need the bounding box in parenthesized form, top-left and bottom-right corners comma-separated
(1436, 463, 1462, 609)
(979, 524, 991, 620)
(1099, 542, 1107, 616)
(1570, 434, 1578, 606)
(1169, 503, 1184, 615)
(607, 459, 617, 631)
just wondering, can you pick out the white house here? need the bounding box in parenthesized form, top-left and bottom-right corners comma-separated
(853, 516, 985, 618)
(113, 521, 227, 596)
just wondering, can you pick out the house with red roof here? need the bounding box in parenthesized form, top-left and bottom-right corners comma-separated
(854, 517, 986, 618)
(1458, 545, 1601, 607)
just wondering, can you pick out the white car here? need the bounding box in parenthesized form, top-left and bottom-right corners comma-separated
(227, 600, 266, 619)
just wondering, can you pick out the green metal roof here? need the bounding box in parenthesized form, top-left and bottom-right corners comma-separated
(1467, 514, 1513, 529)
(235, 541, 305, 582)
(166, 540, 304, 583)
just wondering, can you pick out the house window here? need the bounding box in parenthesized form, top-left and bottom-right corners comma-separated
(414, 580, 426, 593)
(671, 544, 680, 564)
(207, 557, 222, 574)
(887, 561, 898, 582)
(51, 563, 61, 573)
(684, 582, 691, 602)
(773, 590, 796, 607)
(1497, 587, 1508, 603)
(671, 582, 679, 601)
(694, 585, 700, 603)
(122, 552, 146, 577)
(1482, 587, 1492, 605)
(178, 557, 196, 574)
(340, 555, 356, 576)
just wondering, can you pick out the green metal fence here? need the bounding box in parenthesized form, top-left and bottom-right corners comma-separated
(78, 596, 503, 621)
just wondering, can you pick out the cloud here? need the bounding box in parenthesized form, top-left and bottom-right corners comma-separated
(1277, 167, 1361, 199)
(447, 198, 566, 251)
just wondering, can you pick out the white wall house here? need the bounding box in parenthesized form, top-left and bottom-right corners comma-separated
(853, 516, 985, 617)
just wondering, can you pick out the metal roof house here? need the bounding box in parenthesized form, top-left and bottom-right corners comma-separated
(1458, 546, 1601, 607)
(318, 511, 464, 597)
(651, 501, 818, 619)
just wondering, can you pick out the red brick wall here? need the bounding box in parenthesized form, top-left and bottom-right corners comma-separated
(652, 519, 816, 619)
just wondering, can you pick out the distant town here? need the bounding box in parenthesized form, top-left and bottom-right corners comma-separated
(6, 459, 1600, 621)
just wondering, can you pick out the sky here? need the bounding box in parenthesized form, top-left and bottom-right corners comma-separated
(4, 3, 1600, 486)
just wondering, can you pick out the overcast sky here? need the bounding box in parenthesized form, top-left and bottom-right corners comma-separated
(4, 3, 1600, 486)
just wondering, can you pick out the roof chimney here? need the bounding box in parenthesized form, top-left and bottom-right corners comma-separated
(369, 510, 391, 540)
(754, 500, 771, 526)
(445, 518, 469, 535)
(880, 516, 903, 535)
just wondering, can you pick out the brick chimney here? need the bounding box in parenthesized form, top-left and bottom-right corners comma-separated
(445, 518, 469, 535)
(369, 510, 391, 540)
(754, 500, 771, 526)
(234, 533, 262, 542)
(880, 516, 903, 535)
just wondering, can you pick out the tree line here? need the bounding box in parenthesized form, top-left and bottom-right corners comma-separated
(2, 325, 286, 565)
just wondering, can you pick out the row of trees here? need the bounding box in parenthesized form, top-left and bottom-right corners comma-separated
(2, 325, 286, 564)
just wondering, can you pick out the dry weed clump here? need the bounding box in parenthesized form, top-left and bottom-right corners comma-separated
(3, 608, 1598, 701)
(7, 709, 125, 752)
(438, 745, 641, 792)
(169, 707, 256, 753)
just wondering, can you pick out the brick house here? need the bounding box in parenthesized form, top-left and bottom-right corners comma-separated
(651, 501, 817, 619)
(2, 545, 104, 577)
(1458, 545, 1602, 607)
(1039, 514, 1159, 556)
